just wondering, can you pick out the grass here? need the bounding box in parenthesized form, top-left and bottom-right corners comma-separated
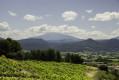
(109, 59, 119, 62)
(108, 62, 119, 65)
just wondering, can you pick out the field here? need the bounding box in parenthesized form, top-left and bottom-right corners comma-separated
(0, 56, 93, 80)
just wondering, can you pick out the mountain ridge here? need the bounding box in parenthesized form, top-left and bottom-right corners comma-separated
(18, 38, 119, 52)
(33, 32, 83, 43)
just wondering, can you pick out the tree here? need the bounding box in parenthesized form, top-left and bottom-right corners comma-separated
(99, 65, 108, 71)
(41, 50, 47, 61)
(112, 69, 119, 77)
(0, 38, 22, 56)
(0, 40, 10, 55)
(56, 51, 62, 62)
(71, 54, 84, 64)
(47, 48, 56, 61)
(71, 54, 74, 62)
(31, 50, 41, 60)
(65, 53, 71, 62)
(16, 51, 25, 60)
(95, 56, 103, 62)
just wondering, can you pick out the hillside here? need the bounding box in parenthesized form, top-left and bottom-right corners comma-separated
(18, 38, 119, 52)
(56, 38, 103, 52)
(18, 38, 50, 50)
(0, 56, 93, 80)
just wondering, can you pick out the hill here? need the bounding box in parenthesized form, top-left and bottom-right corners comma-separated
(33, 32, 82, 43)
(18, 38, 119, 52)
(18, 38, 50, 50)
(55, 38, 103, 52)
(99, 39, 119, 51)
(0, 56, 92, 80)
(57, 38, 119, 52)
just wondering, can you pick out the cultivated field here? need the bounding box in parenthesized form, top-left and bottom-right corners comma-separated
(0, 56, 93, 80)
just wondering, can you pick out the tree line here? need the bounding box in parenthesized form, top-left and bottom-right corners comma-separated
(0, 38, 84, 64)
(65, 53, 84, 64)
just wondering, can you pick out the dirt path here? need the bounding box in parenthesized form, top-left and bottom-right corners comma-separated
(86, 71, 98, 79)
(86, 66, 98, 80)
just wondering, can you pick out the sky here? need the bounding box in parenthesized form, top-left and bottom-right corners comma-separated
(0, 0, 119, 40)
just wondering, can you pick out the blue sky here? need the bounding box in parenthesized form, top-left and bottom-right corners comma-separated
(0, 0, 119, 40)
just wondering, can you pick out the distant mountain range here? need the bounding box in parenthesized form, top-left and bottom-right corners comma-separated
(33, 32, 83, 43)
(1, 33, 119, 52)
(18, 38, 119, 52)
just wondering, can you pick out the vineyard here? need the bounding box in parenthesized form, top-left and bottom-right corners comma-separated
(0, 56, 93, 80)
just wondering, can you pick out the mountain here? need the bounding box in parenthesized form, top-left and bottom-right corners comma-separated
(18, 38, 50, 50)
(55, 38, 103, 52)
(113, 36, 119, 39)
(33, 32, 82, 43)
(98, 39, 119, 51)
(0, 37, 4, 40)
(18, 38, 119, 52)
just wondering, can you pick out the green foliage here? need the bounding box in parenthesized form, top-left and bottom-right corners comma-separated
(0, 38, 22, 56)
(65, 53, 71, 62)
(0, 56, 92, 80)
(65, 53, 84, 64)
(30, 49, 62, 62)
(0, 56, 27, 77)
(47, 48, 56, 61)
(19, 60, 92, 80)
(99, 65, 108, 71)
(87, 63, 98, 67)
(111, 69, 119, 79)
(95, 70, 119, 80)
(56, 50, 62, 62)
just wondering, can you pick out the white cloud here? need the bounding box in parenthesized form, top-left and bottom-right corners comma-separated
(89, 12, 119, 21)
(24, 24, 109, 39)
(0, 24, 114, 40)
(91, 26, 96, 28)
(86, 9, 93, 13)
(8, 11, 17, 16)
(62, 11, 78, 21)
(111, 29, 119, 38)
(112, 29, 119, 34)
(24, 14, 40, 21)
(0, 22, 10, 31)
(0, 29, 28, 40)
(86, 30, 109, 39)
(39, 16, 44, 19)
(82, 16, 85, 20)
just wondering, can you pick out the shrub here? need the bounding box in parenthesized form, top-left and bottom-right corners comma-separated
(99, 65, 108, 71)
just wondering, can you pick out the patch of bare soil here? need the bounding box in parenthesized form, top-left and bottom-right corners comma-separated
(86, 66, 98, 80)
(86, 71, 97, 78)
